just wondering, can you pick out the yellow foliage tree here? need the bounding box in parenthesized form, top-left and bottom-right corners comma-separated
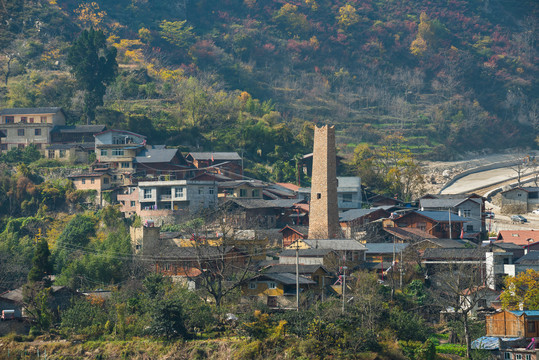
(337, 4, 359, 29)
(500, 269, 539, 310)
(74, 2, 106, 29)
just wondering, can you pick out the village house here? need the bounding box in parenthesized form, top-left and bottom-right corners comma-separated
(133, 146, 193, 180)
(262, 264, 333, 293)
(220, 198, 302, 229)
(0, 107, 66, 153)
(486, 310, 539, 338)
(279, 249, 339, 268)
(419, 194, 485, 235)
(242, 272, 317, 308)
(47, 124, 105, 162)
(500, 187, 539, 214)
(46, 143, 96, 163)
(218, 180, 266, 199)
(364, 243, 408, 269)
(496, 230, 539, 248)
(186, 152, 243, 179)
(94, 129, 146, 184)
(68, 171, 113, 206)
(391, 210, 469, 239)
(279, 225, 308, 247)
(339, 207, 391, 238)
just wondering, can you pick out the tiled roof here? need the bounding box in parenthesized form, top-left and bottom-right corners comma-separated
(219, 180, 267, 188)
(223, 198, 298, 209)
(188, 152, 241, 161)
(383, 227, 436, 240)
(280, 249, 333, 257)
(365, 243, 408, 254)
(422, 248, 486, 260)
(135, 148, 180, 163)
(303, 239, 367, 251)
(0, 107, 63, 115)
(253, 273, 315, 285)
(264, 264, 329, 275)
(419, 238, 468, 248)
(51, 125, 105, 133)
(497, 230, 539, 245)
(47, 143, 95, 150)
(420, 198, 469, 208)
(514, 251, 539, 265)
(276, 183, 300, 192)
(339, 208, 387, 222)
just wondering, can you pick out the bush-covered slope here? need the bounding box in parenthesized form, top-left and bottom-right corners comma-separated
(0, 0, 537, 162)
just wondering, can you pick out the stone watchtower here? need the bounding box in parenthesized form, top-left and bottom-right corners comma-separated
(308, 125, 340, 239)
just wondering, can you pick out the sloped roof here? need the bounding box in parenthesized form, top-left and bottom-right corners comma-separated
(366, 243, 408, 254)
(514, 251, 539, 265)
(279, 225, 308, 236)
(383, 227, 436, 240)
(501, 187, 539, 194)
(0, 107, 63, 115)
(420, 198, 470, 208)
(422, 248, 486, 260)
(404, 210, 469, 222)
(276, 183, 300, 192)
(339, 208, 388, 222)
(303, 239, 367, 251)
(188, 152, 241, 161)
(50, 125, 105, 134)
(135, 148, 181, 163)
(223, 198, 298, 209)
(418, 238, 468, 248)
(219, 180, 267, 188)
(280, 249, 334, 257)
(508, 310, 539, 318)
(253, 273, 315, 285)
(47, 143, 95, 150)
(264, 264, 329, 275)
(497, 230, 539, 245)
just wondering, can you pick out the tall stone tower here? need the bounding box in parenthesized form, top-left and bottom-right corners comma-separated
(308, 125, 340, 239)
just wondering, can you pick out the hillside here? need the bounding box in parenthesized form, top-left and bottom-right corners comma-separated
(0, 0, 537, 165)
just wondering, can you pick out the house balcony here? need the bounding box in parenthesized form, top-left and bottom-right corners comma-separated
(160, 194, 172, 201)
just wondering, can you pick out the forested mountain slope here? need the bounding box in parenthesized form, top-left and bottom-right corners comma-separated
(0, 0, 537, 163)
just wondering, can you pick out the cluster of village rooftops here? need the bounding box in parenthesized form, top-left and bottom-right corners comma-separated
(1, 108, 538, 357)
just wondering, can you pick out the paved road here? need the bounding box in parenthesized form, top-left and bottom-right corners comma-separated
(441, 167, 537, 194)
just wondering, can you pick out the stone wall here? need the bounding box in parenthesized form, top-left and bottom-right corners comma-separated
(308, 125, 340, 239)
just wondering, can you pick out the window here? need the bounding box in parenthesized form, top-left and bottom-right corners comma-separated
(20, 117, 27, 123)
(82, 179, 86, 184)
(252, 189, 260, 197)
(130, 201, 136, 207)
(239, 189, 247, 197)
(268, 282, 277, 289)
(317, 193, 321, 199)
(466, 225, 474, 232)
(40, 116, 47, 123)
(198, 187, 203, 195)
(121, 162, 130, 168)
(5, 116, 14, 124)
(48, 150, 55, 159)
(528, 321, 536, 333)
(35, 128, 41, 136)
(504, 352, 512, 359)
(164, 263, 170, 271)
(249, 282, 257, 289)
(341, 193, 353, 203)
(100, 149, 107, 156)
(29, 118, 34, 123)
(144, 189, 152, 199)
(59, 149, 66, 158)
(91, 178, 95, 184)
(209, 188, 214, 195)
(1, 144, 7, 151)
(34, 143, 41, 149)
(112, 149, 124, 156)
(515, 355, 522, 360)
(17, 129, 24, 136)
(175, 188, 184, 198)
(103, 177, 109, 184)
(462, 209, 471, 217)
(525, 354, 531, 360)
(418, 222, 427, 231)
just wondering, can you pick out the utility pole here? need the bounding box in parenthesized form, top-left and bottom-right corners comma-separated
(341, 266, 348, 314)
(449, 209, 452, 239)
(296, 239, 299, 311)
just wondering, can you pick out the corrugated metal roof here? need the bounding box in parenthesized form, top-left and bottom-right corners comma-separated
(0, 107, 63, 115)
(420, 198, 468, 208)
(280, 249, 333, 257)
(339, 208, 385, 222)
(508, 310, 539, 317)
(414, 211, 469, 222)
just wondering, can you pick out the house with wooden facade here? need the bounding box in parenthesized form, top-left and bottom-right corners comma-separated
(242, 272, 316, 308)
(392, 210, 469, 239)
(486, 310, 539, 338)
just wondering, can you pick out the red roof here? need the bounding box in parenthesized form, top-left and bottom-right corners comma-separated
(276, 183, 300, 192)
(496, 230, 539, 246)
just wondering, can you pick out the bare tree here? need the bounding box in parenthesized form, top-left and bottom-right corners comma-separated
(427, 250, 490, 358)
